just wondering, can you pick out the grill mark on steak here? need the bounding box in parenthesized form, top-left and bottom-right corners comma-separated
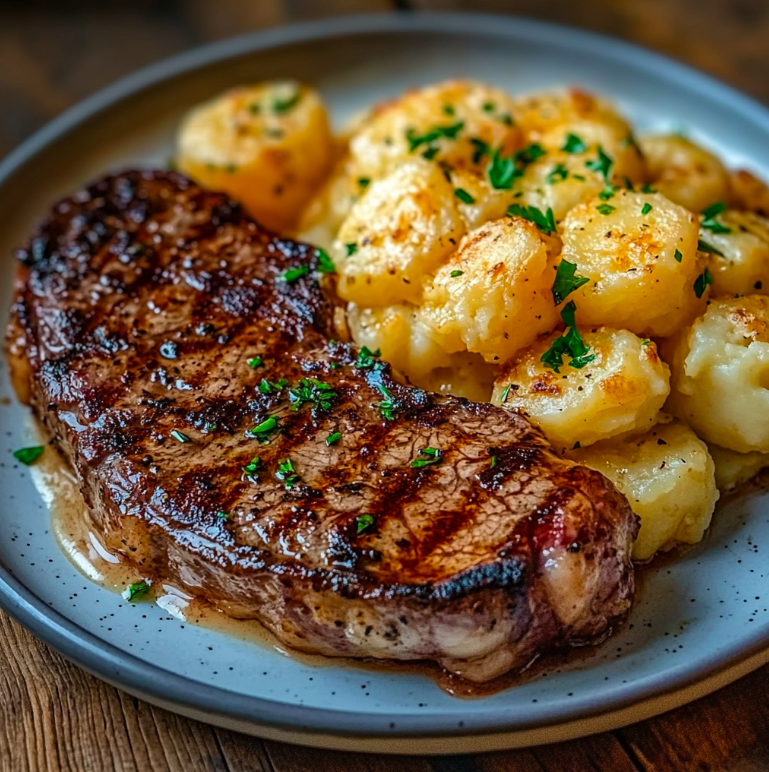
(6, 170, 639, 683)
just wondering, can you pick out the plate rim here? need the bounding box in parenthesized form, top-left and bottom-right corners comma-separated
(3, 9, 769, 749)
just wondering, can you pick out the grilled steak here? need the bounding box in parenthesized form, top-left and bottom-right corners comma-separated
(6, 170, 637, 683)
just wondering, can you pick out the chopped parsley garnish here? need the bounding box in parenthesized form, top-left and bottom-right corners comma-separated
(623, 134, 641, 152)
(272, 89, 301, 114)
(13, 446, 44, 466)
(355, 346, 382, 369)
(411, 447, 442, 468)
(443, 104, 455, 116)
(356, 514, 374, 534)
(450, 270, 464, 278)
(483, 101, 496, 113)
(406, 121, 465, 153)
(454, 188, 475, 204)
(517, 144, 546, 165)
(358, 177, 371, 189)
(280, 265, 309, 283)
(490, 455, 498, 469)
(470, 138, 490, 165)
(123, 581, 149, 602)
(506, 204, 557, 235)
(674, 249, 683, 263)
(641, 183, 655, 194)
(289, 378, 337, 412)
(562, 133, 587, 154)
(170, 429, 191, 443)
(487, 144, 544, 190)
(552, 259, 590, 304)
(247, 356, 263, 369)
(316, 248, 336, 275)
(276, 458, 300, 488)
(326, 432, 342, 446)
(598, 185, 616, 201)
(641, 339, 651, 347)
(217, 511, 230, 520)
(258, 378, 287, 395)
(572, 173, 586, 182)
(693, 268, 714, 299)
(547, 163, 569, 184)
(698, 238, 725, 257)
(499, 113, 514, 127)
(701, 201, 732, 234)
(500, 383, 512, 403)
(345, 243, 358, 256)
(249, 103, 261, 115)
(541, 301, 595, 373)
(375, 382, 398, 421)
(487, 150, 518, 190)
(246, 416, 279, 440)
(422, 147, 440, 161)
(641, 202, 653, 215)
(586, 146, 613, 182)
(596, 203, 616, 215)
(243, 457, 261, 475)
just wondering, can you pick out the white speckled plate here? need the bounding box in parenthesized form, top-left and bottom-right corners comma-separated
(2, 12, 769, 755)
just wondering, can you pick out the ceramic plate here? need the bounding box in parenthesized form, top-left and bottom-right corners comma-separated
(2, 12, 769, 755)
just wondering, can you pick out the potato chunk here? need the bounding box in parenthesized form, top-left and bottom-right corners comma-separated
(569, 420, 718, 560)
(350, 80, 521, 183)
(698, 209, 769, 297)
(177, 81, 333, 233)
(728, 169, 769, 218)
(414, 352, 498, 402)
(707, 443, 769, 493)
(640, 134, 729, 213)
(346, 302, 454, 381)
(663, 295, 769, 453)
(493, 328, 670, 451)
(421, 217, 560, 364)
(334, 160, 465, 306)
(560, 190, 707, 337)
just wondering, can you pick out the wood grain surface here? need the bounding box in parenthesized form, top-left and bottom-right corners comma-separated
(2, 0, 769, 769)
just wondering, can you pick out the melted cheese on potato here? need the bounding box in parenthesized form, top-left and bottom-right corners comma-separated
(569, 420, 718, 560)
(421, 217, 560, 364)
(699, 210, 769, 297)
(493, 328, 670, 451)
(707, 443, 769, 493)
(663, 295, 769, 453)
(640, 134, 729, 213)
(334, 160, 465, 306)
(560, 190, 707, 337)
(177, 81, 333, 233)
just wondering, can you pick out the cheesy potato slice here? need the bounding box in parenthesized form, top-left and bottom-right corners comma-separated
(697, 209, 769, 297)
(663, 295, 769, 453)
(569, 420, 718, 560)
(560, 190, 707, 337)
(334, 160, 465, 306)
(707, 443, 769, 493)
(493, 328, 670, 452)
(177, 81, 333, 233)
(421, 216, 560, 364)
(640, 134, 730, 213)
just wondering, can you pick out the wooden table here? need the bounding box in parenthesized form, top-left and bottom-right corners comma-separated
(3, 1, 769, 769)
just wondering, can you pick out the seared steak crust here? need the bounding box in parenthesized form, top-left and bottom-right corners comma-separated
(6, 170, 637, 682)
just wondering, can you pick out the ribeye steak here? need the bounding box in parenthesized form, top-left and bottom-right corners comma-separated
(6, 170, 638, 683)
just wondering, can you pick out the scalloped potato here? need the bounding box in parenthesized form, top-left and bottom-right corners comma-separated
(349, 80, 522, 183)
(569, 420, 718, 560)
(334, 160, 466, 306)
(177, 81, 333, 233)
(560, 190, 707, 336)
(707, 443, 769, 493)
(493, 329, 670, 451)
(345, 302, 454, 381)
(663, 295, 769, 453)
(640, 134, 729, 213)
(421, 217, 560, 364)
(698, 210, 769, 297)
